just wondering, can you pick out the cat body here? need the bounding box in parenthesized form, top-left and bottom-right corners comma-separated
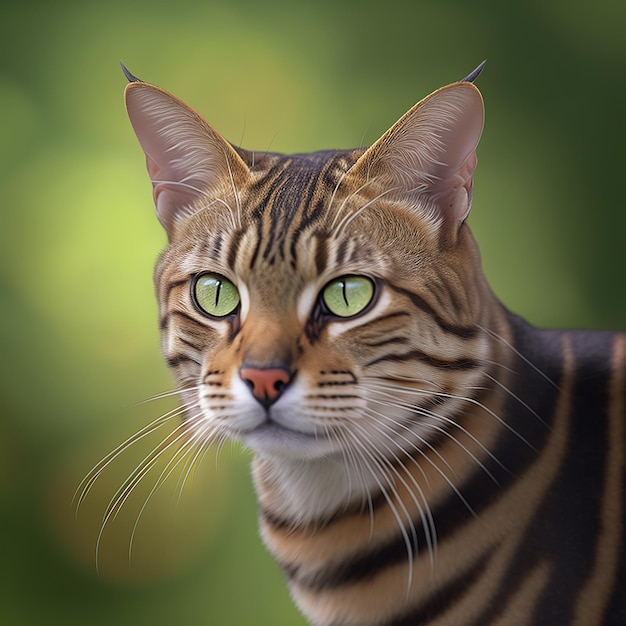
(114, 66, 625, 625)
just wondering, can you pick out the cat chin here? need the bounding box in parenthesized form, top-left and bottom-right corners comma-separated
(241, 422, 343, 461)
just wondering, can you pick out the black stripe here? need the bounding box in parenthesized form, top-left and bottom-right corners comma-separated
(288, 156, 346, 255)
(335, 238, 349, 266)
(209, 231, 224, 261)
(246, 158, 291, 218)
(162, 278, 188, 302)
(314, 235, 328, 275)
(166, 354, 201, 367)
(362, 336, 408, 348)
(305, 394, 362, 401)
(387, 549, 494, 626)
(248, 216, 264, 270)
(389, 283, 478, 339)
(285, 191, 326, 267)
(606, 339, 626, 625)
(179, 336, 203, 351)
(317, 379, 356, 387)
(269, 167, 321, 263)
(287, 511, 429, 591)
(526, 330, 614, 622)
(263, 489, 388, 535)
(365, 348, 480, 370)
(226, 228, 246, 268)
(425, 277, 451, 311)
(427, 275, 466, 314)
(160, 310, 213, 331)
(367, 311, 412, 325)
(464, 317, 595, 624)
(262, 162, 296, 260)
(285, 163, 321, 231)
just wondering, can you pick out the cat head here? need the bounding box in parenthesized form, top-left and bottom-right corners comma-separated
(124, 66, 489, 469)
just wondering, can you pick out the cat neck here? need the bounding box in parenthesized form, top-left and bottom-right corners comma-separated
(252, 453, 378, 525)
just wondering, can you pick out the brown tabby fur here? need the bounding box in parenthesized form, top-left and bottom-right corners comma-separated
(80, 66, 626, 626)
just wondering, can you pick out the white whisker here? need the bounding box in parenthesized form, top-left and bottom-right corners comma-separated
(94, 416, 200, 572)
(329, 177, 377, 232)
(364, 398, 481, 516)
(363, 380, 505, 475)
(223, 149, 242, 229)
(174, 420, 223, 507)
(129, 418, 221, 563)
(327, 424, 371, 522)
(342, 426, 417, 594)
(369, 374, 537, 453)
(202, 197, 239, 230)
(104, 418, 197, 522)
(336, 186, 399, 235)
(326, 168, 350, 225)
(74, 400, 198, 513)
(150, 178, 206, 195)
(483, 371, 550, 429)
(133, 385, 202, 406)
(478, 324, 560, 390)
(352, 415, 437, 571)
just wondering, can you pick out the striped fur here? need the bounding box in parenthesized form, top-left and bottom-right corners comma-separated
(97, 70, 625, 624)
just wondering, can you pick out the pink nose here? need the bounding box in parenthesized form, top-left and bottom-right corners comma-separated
(240, 367, 292, 407)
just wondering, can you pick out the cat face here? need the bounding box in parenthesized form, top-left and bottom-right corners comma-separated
(126, 76, 490, 465)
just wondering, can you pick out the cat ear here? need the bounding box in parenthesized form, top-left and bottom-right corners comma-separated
(348, 81, 484, 241)
(124, 81, 250, 235)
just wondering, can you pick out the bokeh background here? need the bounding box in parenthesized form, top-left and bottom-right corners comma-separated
(1, 0, 625, 624)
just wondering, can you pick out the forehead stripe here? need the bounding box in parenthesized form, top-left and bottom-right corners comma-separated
(226, 228, 246, 268)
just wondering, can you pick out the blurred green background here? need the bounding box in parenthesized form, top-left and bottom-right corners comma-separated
(1, 0, 625, 624)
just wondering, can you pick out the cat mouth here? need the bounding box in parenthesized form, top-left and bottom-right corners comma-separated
(243, 420, 319, 442)
(240, 421, 333, 459)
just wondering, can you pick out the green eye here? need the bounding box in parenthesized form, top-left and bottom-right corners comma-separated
(322, 276, 375, 318)
(193, 273, 240, 318)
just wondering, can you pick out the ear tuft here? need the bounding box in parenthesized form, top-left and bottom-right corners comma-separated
(460, 60, 486, 84)
(120, 61, 143, 83)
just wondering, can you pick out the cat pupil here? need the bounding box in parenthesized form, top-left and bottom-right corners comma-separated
(214, 280, 222, 308)
(340, 281, 349, 307)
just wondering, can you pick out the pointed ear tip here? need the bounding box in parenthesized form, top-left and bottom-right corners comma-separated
(125, 80, 151, 93)
(123, 81, 144, 109)
(430, 82, 484, 112)
(124, 80, 145, 97)
(123, 82, 166, 121)
(453, 80, 483, 96)
(124, 81, 167, 108)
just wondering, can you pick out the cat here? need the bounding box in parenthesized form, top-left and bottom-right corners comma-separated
(80, 62, 626, 625)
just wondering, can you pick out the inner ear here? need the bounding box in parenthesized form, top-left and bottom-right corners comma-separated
(346, 82, 484, 241)
(125, 82, 250, 237)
